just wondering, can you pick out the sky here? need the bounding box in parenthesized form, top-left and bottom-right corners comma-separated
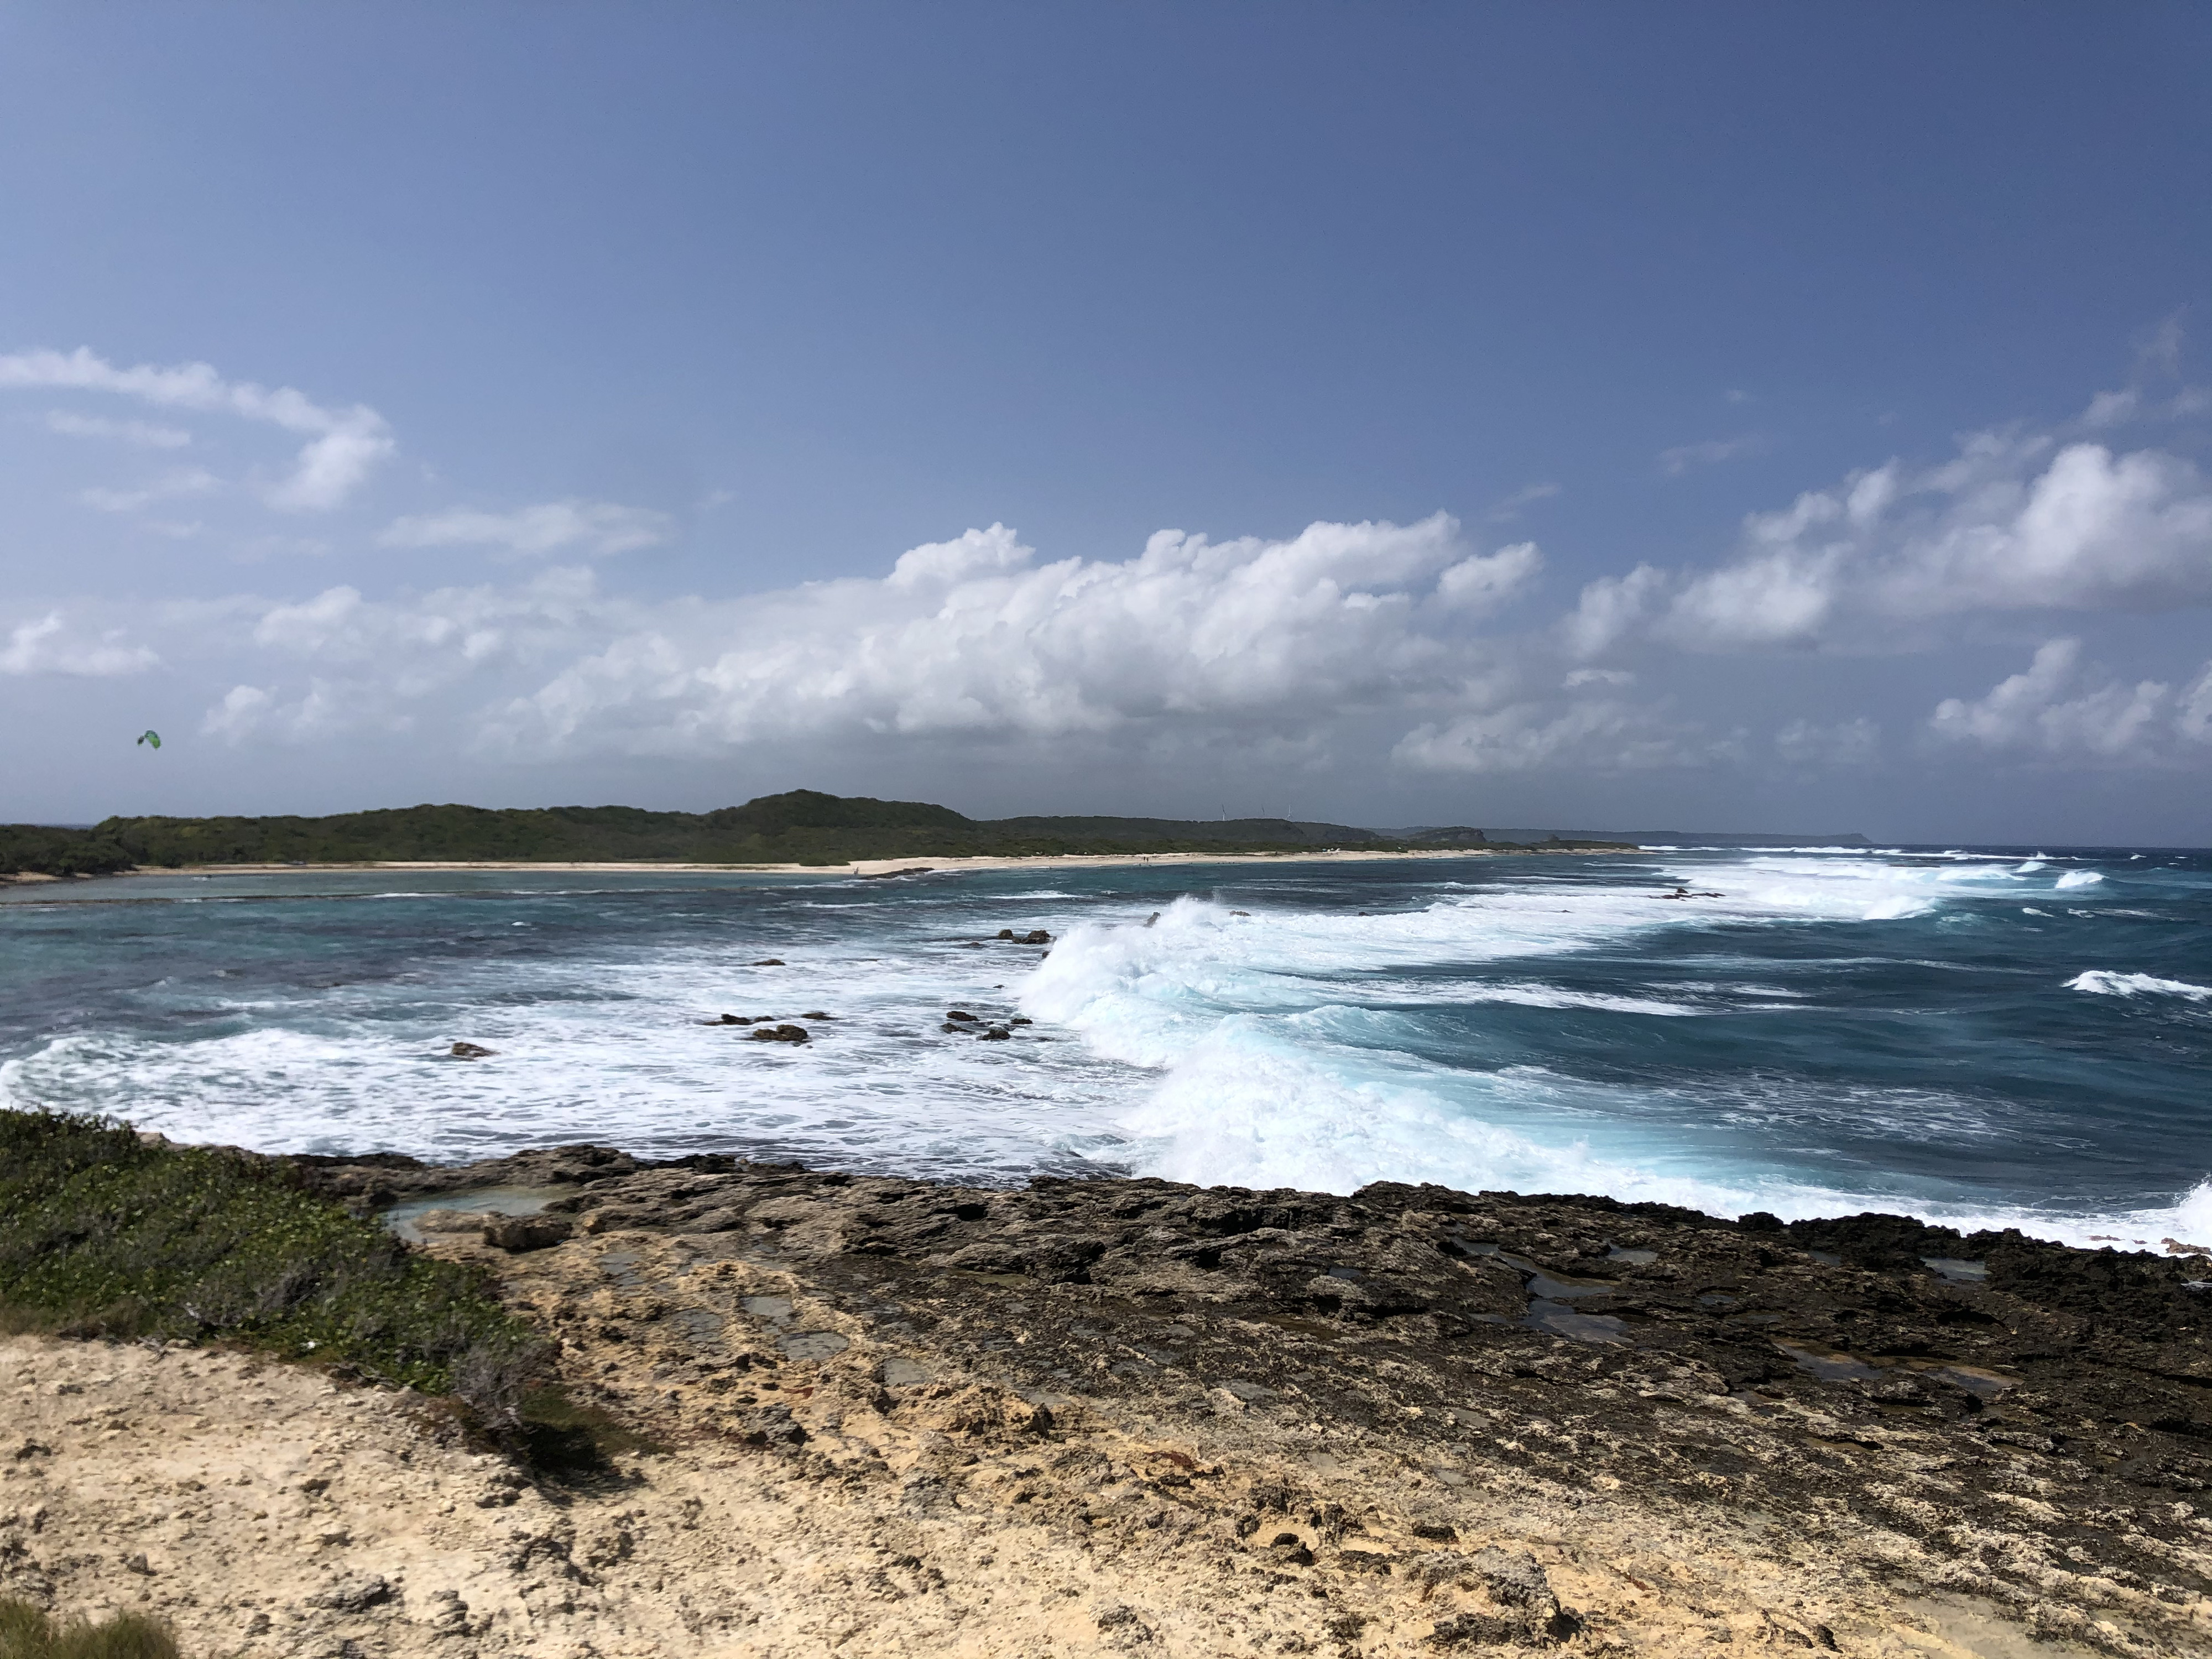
(1, 2, 2208, 844)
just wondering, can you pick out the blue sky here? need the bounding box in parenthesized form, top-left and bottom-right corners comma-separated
(2, 2, 2208, 841)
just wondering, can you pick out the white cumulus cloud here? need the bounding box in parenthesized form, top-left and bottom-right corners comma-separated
(182, 515, 1559, 761)
(1571, 408, 2212, 656)
(1434, 542, 1543, 612)
(491, 514, 1535, 754)
(1927, 639, 2210, 764)
(0, 346, 394, 511)
(1561, 564, 1667, 659)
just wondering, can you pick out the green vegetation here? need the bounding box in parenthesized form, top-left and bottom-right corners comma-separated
(0, 1600, 180, 1659)
(0, 1108, 540, 1427)
(3, 789, 1625, 876)
(0, 824, 135, 878)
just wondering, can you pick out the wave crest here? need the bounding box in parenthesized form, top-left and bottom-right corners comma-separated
(2067, 970, 2212, 1001)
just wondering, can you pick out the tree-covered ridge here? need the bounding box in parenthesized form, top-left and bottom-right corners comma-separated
(2, 789, 1615, 875)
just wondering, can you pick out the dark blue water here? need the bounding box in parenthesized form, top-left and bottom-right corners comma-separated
(2, 844, 2205, 1245)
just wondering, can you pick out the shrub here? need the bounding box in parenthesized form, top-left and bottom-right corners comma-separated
(0, 1109, 539, 1397)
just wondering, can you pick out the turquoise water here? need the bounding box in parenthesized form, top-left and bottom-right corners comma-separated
(3, 845, 2206, 1245)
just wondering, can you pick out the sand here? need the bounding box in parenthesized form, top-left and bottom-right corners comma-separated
(0, 1326, 2086, 1659)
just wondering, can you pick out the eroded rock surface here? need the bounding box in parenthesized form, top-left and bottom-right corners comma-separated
(9, 1152, 2210, 1657)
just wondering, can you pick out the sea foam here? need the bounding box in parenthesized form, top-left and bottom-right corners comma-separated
(2067, 970, 2212, 1001)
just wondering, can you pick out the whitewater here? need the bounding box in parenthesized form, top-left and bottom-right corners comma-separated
(3, 844, 2207, 1250)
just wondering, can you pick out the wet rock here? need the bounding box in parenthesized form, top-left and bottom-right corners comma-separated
(448, 1041, 495, 1059)
(483, 1214, 573, 1253)
(1020, 929, 1052, 945)
(980, 1026, 1011, 1041)
(801, 1011, 834, 1020)
(746, 1024, 810, 1044)
(945, 1010, 978, 1022)
(751, 958, 785, 967)
(412, 1207, 492, 1234)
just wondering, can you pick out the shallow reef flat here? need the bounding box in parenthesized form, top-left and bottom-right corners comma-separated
(8, 1148, 2211, 1657)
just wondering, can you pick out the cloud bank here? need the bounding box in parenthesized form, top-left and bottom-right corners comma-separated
(5, 342, 2209, 817)
(201, 516, 1561, 759)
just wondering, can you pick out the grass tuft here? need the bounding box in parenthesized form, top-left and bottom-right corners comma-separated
(0, 1598, 182, 1659)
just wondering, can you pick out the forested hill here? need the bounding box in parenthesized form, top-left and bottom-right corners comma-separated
(2, 790, 1617, 875)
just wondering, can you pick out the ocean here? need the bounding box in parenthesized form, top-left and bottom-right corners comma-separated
(3, 845, 2206, 1248)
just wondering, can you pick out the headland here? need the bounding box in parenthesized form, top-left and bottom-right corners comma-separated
(8, 1133, 2208, 1658)
(0, 789, 1675, 883)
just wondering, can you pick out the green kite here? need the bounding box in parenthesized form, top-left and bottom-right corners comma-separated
(136, 730, 161, 749)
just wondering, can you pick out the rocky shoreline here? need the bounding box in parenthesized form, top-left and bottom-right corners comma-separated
(10, 1144, 2211, 1657)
